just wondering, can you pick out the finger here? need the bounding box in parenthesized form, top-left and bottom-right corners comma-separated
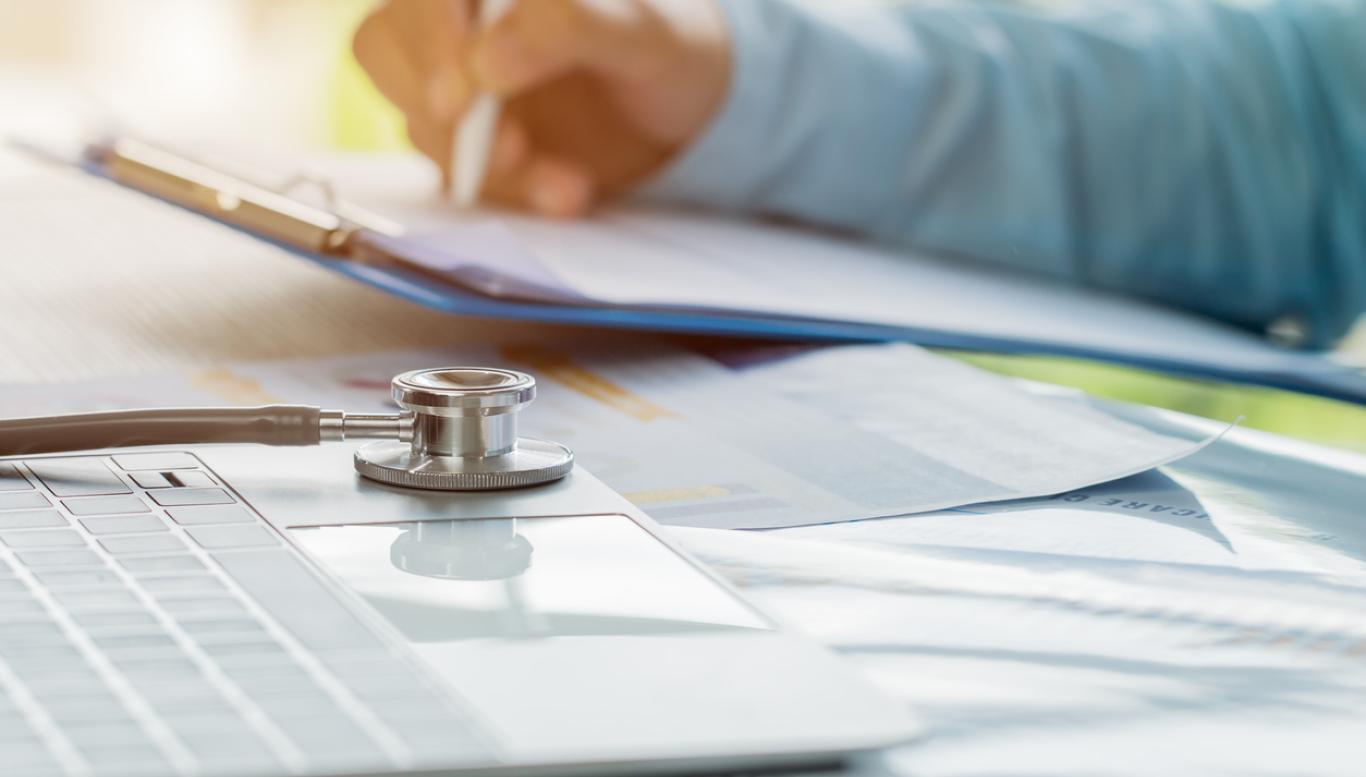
(482, 119, 596, 217)
(529, 158, 596, 218)
(352, 7, 428, 118)
(473, 0, 673, 95)
(406, 117, 453, 190)
(487, 119, 530, 178)
(393, 0, 474, 123)
(487, 156, 596, 218)
(407, 68, 530, 189)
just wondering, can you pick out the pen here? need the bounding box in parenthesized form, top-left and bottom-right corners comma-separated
(449, 0, 514, 208)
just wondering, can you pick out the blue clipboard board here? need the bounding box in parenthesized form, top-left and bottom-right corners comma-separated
(78, 140, 1366, 406)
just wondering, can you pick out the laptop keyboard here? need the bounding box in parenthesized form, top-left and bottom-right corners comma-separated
(0, 455, 494, 776)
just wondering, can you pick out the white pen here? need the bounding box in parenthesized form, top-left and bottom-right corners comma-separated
(449, 0, 514, 208)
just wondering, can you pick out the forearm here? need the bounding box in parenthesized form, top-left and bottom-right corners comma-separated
(643, 0, 1366, 347)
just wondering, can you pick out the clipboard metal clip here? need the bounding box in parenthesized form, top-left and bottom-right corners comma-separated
(87, 138, 401, 257)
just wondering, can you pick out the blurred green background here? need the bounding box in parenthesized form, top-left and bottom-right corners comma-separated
(955, 353, 1366, 452)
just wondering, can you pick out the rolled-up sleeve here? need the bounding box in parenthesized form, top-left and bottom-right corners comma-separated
(641, 0, 1366, 348)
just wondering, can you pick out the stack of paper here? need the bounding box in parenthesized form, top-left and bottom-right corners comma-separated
(0, 342, 1222, 529)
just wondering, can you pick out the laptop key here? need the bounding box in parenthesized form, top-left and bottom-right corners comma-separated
(186, 525, 277, 550)
(0, 491, 48, 510)
(120, 555, 206, 575)
(113, 453, 198, 471)
(12, 639, 84, 667)
(0, 713, 38, 738)
(62, 721, 153, 748)
(28, 459, 130, 497)
(16, 549, 104, 568)
(175, 727, 275, 760)
(0, 598, 46, 616)
(34, 569, 124, 587)
(74, 611, 159, 630)
(150, 698, 239, 722)
(99, 534, 186, 555)
(80, 515, 167, 535)
(0, 643, 82, 665)
(91, 632, 179, 653)
(51, 589, 142, 611)
(132, 680, 224, 707)
(1, 529, 85, 549)
(112, 656, 202, 678)
(130, 472, 173, 489)
(140, 575, 227, 596)
(282, 719, 389, 767)
(0, 621, 65, 646)
(166, 504, 254, 526)
(0, 462, 32, 490)
(167, 471, 215, 488)
(83, 747, 173, 777)
(149, 488, 234, 507)
(198, 640, 290, 666)
(232, 670, 322, 697)
(24, 667, 106, 692)
(42, 697, 131, 725)
(250, 691, 337, 718)
(341, 671, 443, 700)
(324, 653, 417, 680)
(0, 510, 66, 529)
(178, 617, 269, 638)
(62, 495, 150, 517)
(161, 596, 249, 618)
(2, 741, 60, 766)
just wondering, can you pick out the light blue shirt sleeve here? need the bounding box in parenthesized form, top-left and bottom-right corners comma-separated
(641, 0, 1366, 349)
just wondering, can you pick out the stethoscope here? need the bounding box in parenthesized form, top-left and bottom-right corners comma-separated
(0, 367, 574, 491)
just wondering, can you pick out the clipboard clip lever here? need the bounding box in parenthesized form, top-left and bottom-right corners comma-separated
(86, 138, 400, 256)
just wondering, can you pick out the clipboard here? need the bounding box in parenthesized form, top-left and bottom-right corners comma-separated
(84, 138, 1366, 406)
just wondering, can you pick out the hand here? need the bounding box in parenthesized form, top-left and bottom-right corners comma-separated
(352, 0, 731, 217)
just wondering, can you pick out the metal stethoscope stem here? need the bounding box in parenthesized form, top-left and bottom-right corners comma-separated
(0, 368, 573, 491)
(319, 411, 414, 444)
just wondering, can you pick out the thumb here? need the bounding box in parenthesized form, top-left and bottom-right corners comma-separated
(472, 0, 671, 94)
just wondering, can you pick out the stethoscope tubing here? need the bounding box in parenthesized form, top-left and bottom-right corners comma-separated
(0, 406, 327, 456)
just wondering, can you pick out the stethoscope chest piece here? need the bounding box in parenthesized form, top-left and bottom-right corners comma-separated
(354, 367, 574, 491)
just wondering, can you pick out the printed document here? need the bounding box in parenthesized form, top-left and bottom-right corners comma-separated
(673, 422, 1366, 776)
(0, 342, 1220, 529)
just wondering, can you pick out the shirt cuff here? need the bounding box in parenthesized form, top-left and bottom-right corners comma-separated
(635, 0, 791, 209)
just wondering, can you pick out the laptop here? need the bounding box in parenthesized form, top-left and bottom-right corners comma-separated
(0, 441, 918, 777)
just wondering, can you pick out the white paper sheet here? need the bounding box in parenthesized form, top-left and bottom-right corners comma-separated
(0, 343, 1220, 529)
(308, 153, 1362, 388)
(679, 524, 1366, 777)
(667, 418, 1366, 776)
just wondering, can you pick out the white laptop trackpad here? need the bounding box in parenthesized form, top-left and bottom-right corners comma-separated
(289, 515, 898, 763)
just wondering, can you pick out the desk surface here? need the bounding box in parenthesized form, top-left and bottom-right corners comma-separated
(0, 154, 575, 383)
(6, 144, 1366, 777)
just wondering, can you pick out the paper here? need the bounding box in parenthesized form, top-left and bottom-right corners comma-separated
(678, 524, 1366, 777)
(671, 414, 1366, 776)
(0, 342, 1219, 530)
(784, 470, 1236, 567)
(307, 152, 1362, 394)
(670, 421, 1366, 776)
(360, 224, 588, 304)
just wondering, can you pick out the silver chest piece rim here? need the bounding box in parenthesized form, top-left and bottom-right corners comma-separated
(353, 367, 574, 491)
